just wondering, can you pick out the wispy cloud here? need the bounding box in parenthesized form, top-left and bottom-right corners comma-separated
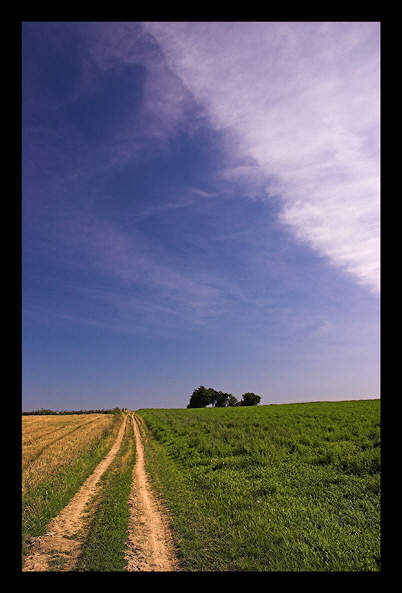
(142, 22, 380, 292)
(22, 22, 381, 409)
(23, 22, 380, 333)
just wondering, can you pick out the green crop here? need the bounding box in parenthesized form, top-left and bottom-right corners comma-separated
(137, 400, 380, 572)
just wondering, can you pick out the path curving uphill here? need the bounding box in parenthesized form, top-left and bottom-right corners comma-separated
(23, 414, 128, 572)
(125, 414, 180, 571)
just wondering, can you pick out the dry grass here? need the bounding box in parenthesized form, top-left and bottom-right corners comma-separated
(22, 414, 115, 494)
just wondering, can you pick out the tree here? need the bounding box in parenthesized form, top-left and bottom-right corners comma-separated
(213, 391, 233, 407)
(187, 386, 215, 408)
(227, 394, 238, 407)
(240, 392, 261, 406)
(187, 387, 260, 408)
(187, 386, 236, 408)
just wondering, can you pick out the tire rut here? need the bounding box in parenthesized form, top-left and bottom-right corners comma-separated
(125, 413, 180, 572)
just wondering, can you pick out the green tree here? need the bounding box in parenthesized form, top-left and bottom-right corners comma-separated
(240, 392, 261, 406)
(187, 387, 255, 408)
(227, 394, 238, 407)
(213, 391, 233, 407)
(187, 386, 215, 408)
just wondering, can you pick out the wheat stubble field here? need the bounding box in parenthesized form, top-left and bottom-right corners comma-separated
(22, 400, 380, 572)
(22, 410, 178, 572)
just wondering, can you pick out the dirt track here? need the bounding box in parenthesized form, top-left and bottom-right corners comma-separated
(22, 413, 179, 572)
(125, 414, 179, 571)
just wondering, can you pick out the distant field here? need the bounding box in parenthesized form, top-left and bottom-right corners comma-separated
(137, 400, 380, 571)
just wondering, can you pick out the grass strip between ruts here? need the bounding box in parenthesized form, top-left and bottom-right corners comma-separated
(73, 415, 136, 572)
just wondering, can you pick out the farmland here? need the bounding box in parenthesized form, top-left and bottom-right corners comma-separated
(22, 400, 380, 571)
(137, 399, 380, 571)
(22, 413, 117, 494)
(22, 411, 123, 559)
(22, 410, 178, 571)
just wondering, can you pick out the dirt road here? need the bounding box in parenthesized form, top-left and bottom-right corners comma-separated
(125, 414, 180, 571)
(22, 412, 179, 572)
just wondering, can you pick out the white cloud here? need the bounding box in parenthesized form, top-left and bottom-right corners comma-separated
(143, 22, 380, 292)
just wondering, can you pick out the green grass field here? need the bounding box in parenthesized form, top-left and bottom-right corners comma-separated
(137, 399, 380, 572)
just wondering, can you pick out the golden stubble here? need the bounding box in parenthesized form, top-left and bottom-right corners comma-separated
(22, 414, 115, 494)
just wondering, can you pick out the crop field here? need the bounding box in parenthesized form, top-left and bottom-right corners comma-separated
(22, 412, 123, 558)
(22, 400, 380, 572)
(22, 410, 177, 571)
(137, 399, 381, 571)
(22, 413, 116, 494)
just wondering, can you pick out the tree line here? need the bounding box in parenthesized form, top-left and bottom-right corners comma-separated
(187, 386, 261, 408)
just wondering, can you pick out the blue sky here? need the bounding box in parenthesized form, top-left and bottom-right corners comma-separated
(22, 22, 380, 411)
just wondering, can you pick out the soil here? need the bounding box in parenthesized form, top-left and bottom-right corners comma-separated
(22, 413, 180, 572)
(124, 414, 180, 572)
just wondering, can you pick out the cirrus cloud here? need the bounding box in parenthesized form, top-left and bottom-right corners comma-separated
(142, 21, 380, 292)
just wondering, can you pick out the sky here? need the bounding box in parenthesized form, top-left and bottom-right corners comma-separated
(22, 22, 380, 411)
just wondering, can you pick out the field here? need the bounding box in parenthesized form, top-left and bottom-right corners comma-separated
(22, 410, 177, 571)
(22, 413, 116, 494)
(22, 400, 380, 572)
(137, 399, 381, 571)
(22, 412, 122, 556)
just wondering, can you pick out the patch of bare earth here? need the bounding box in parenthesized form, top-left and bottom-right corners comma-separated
(125, 414, 180, 572)
(22, 415, 128, 572)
